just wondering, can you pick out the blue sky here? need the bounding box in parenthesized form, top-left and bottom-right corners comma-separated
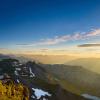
(0, 0, 100, 55)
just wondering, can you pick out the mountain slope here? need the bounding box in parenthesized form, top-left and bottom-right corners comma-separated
(66, 58, 100, 74)
(0, 59, 89, 100)
(42, 64, 100, 97)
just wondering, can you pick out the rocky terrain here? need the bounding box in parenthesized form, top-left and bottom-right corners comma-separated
(0, 58, 89, 100)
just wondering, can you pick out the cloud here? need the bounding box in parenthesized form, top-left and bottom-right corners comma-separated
(37, 35, 71, 45)
(86, 29, 100, 37)
(0, 48, 9, 51)
(16, 44, 29, 46)
(40, 49, 49, 51)
(0, 48, 5, 50)
(17, 35, 71, 46)
(17, 28, 100, 46)
(78, 43, 100, 47)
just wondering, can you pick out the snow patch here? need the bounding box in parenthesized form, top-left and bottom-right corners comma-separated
(19, 63, 22, 66)
(16, 79, 20, 83)
(31, 95, 35, 99)
(82, 94, 100, 100)
(32, 88, 51, 99)
(29, 67, 35, 78)
(14, 70, 19, 76)
(16, 68, 21, 71)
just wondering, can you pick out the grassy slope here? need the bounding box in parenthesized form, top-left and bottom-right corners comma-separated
(42, 64, 100, 97)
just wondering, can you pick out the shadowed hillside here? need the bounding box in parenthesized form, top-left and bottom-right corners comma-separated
(42, 64, 100, 97)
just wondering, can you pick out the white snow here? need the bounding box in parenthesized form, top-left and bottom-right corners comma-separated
(29, 67, 35, 78)
(19, 63, 22, 66)
(32, 88, 51, 99)
(82, 94, 100, 100)
(16, 68, 21, 71)
(14, 70, 19, 76)
(31, 95, 35, 99)
(16, 79, 20, 83)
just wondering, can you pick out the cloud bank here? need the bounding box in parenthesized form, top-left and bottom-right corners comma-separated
(78, 43, 100, 47)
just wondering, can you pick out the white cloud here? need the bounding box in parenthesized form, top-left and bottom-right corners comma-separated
(86, 29, 100, 37)
(17, 28, 100, 46)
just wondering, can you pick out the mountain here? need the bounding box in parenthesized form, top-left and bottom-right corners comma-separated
(0, 54, 11, 59)
(0, 58, 89, 100)
(0, 53, 32, 63)
(0, 53, 78, 64)
(20, 54, 78, 64)
(66, 58, 100, 74)
(42, 64, 100, 97)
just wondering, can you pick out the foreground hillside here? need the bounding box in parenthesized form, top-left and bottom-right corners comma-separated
(0, 58, 89, 100)
(42, 64, 100, 97)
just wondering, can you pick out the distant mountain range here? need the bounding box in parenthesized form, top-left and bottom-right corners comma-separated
(0, 54, 11, 59)
(0, 53, 79, 64)
(20, 54, 78, 64)
(66, 58, 100, 74)
(0, 53, 32, 63)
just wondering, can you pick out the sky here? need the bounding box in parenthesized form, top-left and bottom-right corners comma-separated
(0, 0, 100, 57)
